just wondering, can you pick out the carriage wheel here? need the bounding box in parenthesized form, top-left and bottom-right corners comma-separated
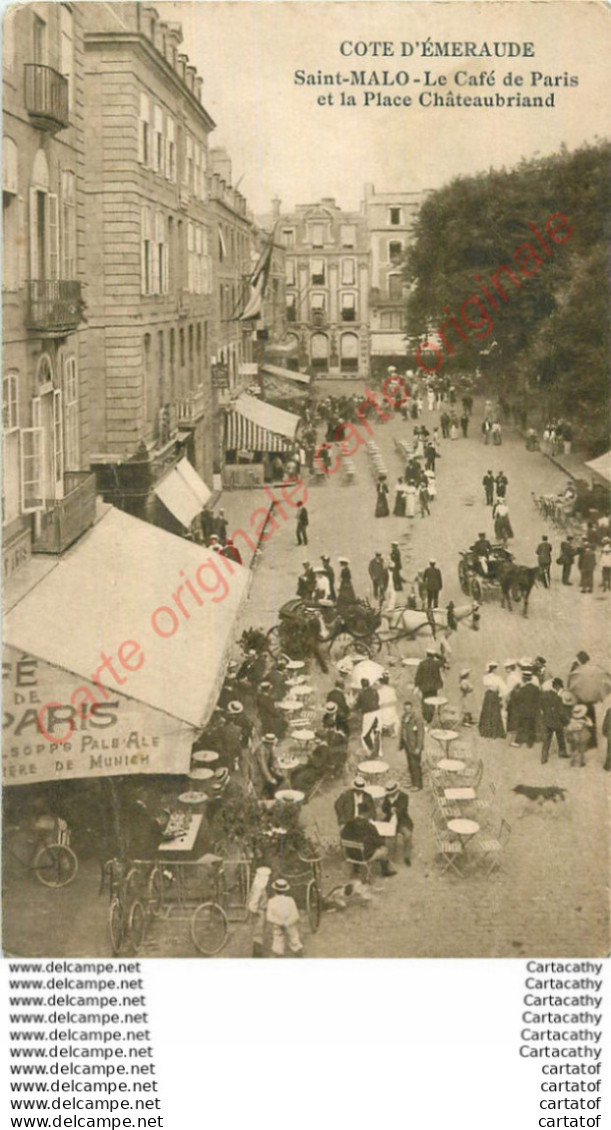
(470, 577, 482, 602)
(266, 625, 282, 659)
(365, 632, 382, 656)
(329, 631, 358, 660)
(34, 844, 78, 888)
(191, 903, 228, 956)
(306, 880, 322, 933)
(108, 897, 124, 955)
(127, 900, 146, 953)
(147, 867, 164, 917)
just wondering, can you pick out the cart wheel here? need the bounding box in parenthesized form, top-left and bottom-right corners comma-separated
(128, 900, 146, 953)
(191, 902, 228, 956)
(109, 897, 124, 955)
(147, 867, 164, 917)
(266, 625, 282, 659)
(470, 577, 482, 602)
(329, 631, 358, 659)
(306, 880, 322, 933)
(458, 559, 469, 594)
(362, 632, 382, 656)
(34, 844, 78, 888)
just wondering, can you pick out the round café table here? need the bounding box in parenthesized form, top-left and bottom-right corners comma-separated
(358, 759, 389, 783)
(278, 698, 302, 712)
(277, 756, 301, 787)
(286, 660, 306, 672)
(437, 758, 466, 773)
(425, 696, 448, 728)
(291, 684, 313, 699)
(192, 751, 219, 767)
(447, 818, 480, 849)
(188, 767, 215, 783)
(274, 789, 305, 805)
(429, 728, 459, 757)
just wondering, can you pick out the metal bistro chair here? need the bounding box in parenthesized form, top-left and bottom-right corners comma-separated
(432, 825, 464, 879)
(474, 818, 512, 877)
(340, 838, 372, 884)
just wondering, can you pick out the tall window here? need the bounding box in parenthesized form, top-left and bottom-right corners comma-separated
(158, 331, 165, 401)
(188, 325, 194, 388)
(138, 93, 150, 166)
(59, 5, 74, 115)
(2, 372, 20, 524)
(286, 294, 296, 323)
(29, 186, 58, 281)
(141, 205, 151, 294)
(165, 115, 176, 181)
(389, 207, 402, 226)
(310, 224, 324, 248)
(153, 105, 163, 173)
(179, 328, 185, 368)
(194, 144, 201, 197)
(155, 211, 167, 293)
(143, 334, 152, 425)
(341, 225, 356, 248)
(3, 139, 21, 291)
(285, 259, 295, 286)
(33, 13, 47, 64)
(340, 292, 356, 322)
(63, 356, 79, 471)
(388, 274, 403, 300)
(282, 229, 294, 247)
(311, 258, 325, 285)
(169, 328, 176, 399)
(341, 258, 355, 285)
(61, 170, 76, 279)
(389, 240, 403, 265)
(196, 324, 202, 383)
(199, 146, 207, 200)
(186, 136, 193, 190)
(311, 293, 325, 324)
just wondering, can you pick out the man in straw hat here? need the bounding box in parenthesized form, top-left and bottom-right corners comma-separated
(381, 781, 414, 866)
(566, 705, 593, 767)
(334, 777, 375, 826)
(265, 879, 303, 957)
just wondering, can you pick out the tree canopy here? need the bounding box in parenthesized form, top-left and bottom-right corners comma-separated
(404, 141, 610, 451)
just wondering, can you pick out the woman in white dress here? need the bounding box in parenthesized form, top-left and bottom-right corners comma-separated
(405, 483, 417, 518)
(425, 470, 437, 501)
(427, 387, 435, 412)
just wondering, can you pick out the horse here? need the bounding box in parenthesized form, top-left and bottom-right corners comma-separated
(496, 562, 543, 617)
(380, 601, 479, 648)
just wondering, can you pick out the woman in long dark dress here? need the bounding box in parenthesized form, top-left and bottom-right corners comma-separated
(393, 477, 407, 517)
(337, 558, 356, 606)
(375, 476, 390, 518)
(478, 662, 507, 739)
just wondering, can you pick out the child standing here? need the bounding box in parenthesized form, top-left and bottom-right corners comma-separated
(266, 878, 303, 958)
(459, 667, 475, 726)
(566, 704, 592, 767)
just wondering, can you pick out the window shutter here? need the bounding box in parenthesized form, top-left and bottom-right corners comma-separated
(52, 388, 63, 487)
(187, 223, 194, 291)
(47, 193, 59, 279)
(20, 426, 45, 512)
(163, 241, 169, 295)
(151, 212, 160, 294)
(17, 196, 26, 286)
(29, 187, 39, 279)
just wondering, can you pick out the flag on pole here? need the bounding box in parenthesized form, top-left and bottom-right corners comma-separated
(239, 240, 274, 321)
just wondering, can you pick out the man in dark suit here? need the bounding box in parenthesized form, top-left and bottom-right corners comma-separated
(422, 559, 443, 609)
(558, 535, 576, 585)
(483, 470, 495, 506)
(326, 680, 350, 734)
(296, 501, 309, 545)
(334, 777, 375, 826)
(399, 700, 425, 789)
(540, 678, 571, 763)
(340, 816, 396, 877)
(510, 669, 541, 748)
(536, 535, 553, 588)
(381, 781, 414, 865)
(414, 648, 443, 723)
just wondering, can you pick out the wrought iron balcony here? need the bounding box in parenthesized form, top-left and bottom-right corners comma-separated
(32, 473, 96, 555)
(24, 65, 70, 132)
(176, 386, 206, 425)
(27, 280, 83, 336)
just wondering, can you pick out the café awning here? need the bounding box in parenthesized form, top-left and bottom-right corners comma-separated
(225, 393, 300, 452)
(585, 452, 611, 483)
(3, 507, 250, 784)
(154, 457, 212, 528)
(262, 363, 310, 386)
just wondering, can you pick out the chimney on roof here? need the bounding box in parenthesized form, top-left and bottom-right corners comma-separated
(363, 183, 375, 199)
(271, 197, 281, 219)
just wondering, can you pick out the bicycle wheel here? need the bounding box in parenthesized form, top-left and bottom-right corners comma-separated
(147, 867, 164, 917)
(266, 625, 282, 659)
(306, 879, 322, 933)
(109, 897, 124, 955)
(190, 902, 228, 955)
(125, 866, 145, 900)
(34, 844, 78, 888)
(128, 900, 146, 953)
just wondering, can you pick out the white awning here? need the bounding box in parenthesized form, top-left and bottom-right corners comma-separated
(585, 452, 611, 483)
(3, 507, 250, 746)
(263, 363, 310, 386)
(154, 457, 211, 528)
(233, 393, 300, 440)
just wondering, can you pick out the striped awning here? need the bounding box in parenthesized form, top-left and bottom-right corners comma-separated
(225, 412, 292, 453)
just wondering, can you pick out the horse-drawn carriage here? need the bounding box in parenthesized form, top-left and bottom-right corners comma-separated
(266, 598, 382, 663)
(458, 544, 515, 603)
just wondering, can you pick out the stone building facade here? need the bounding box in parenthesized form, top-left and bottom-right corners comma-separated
(2, 2, 94, 580)
(279, 198, 370, 379)
(81, 2, 216, 521)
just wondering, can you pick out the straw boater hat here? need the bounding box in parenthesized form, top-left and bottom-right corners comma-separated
(338, 557, 350, 564)
(486, 661, 499, 672)
(227, 701, 243, 714)
(324, 702, 338, 714)
(352, 776, 366, 791)
(460, 668, 471, 677)
(572, 705, 590, 721)
(561, 690, 577, 706)
(272, 878, 290, 894)
(504, 660, 516, 669)
(215, 767, 229, 784)
(260, 681, 272, 692)
(385, 781, 399, 797)
(263, 733, 277, 744)
(426, 646, 437, 655)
